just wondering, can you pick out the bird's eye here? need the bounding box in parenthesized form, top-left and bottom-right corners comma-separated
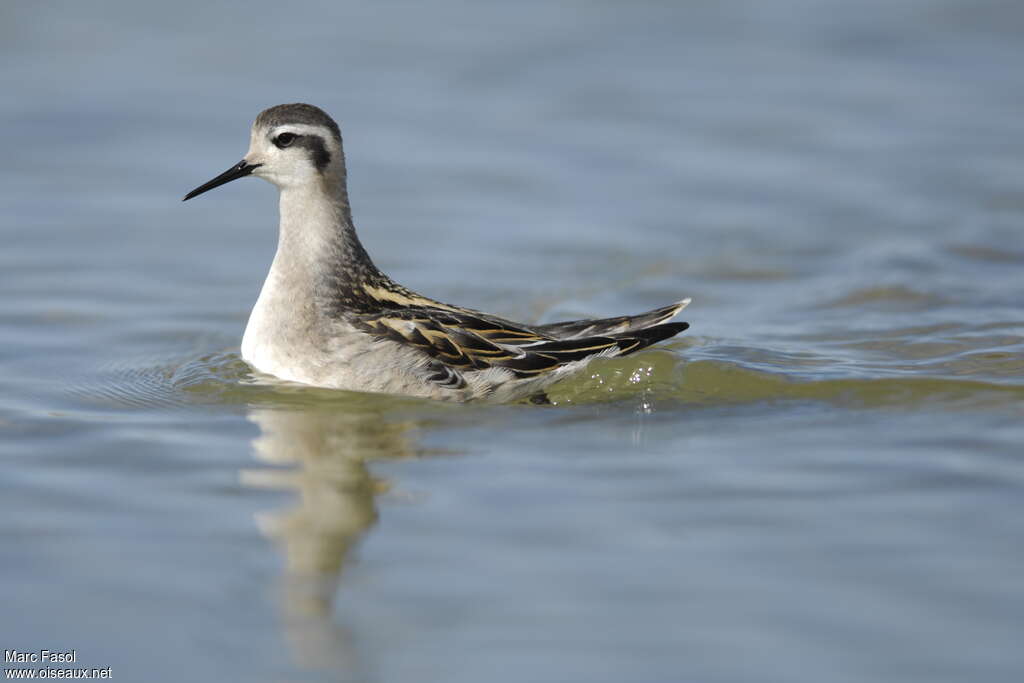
(274, 133, 297, 148)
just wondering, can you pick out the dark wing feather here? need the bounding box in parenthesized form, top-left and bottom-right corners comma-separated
(352, 306, 689, 383)
(534, 299, 690, 340)
(351, 308, 534, 371)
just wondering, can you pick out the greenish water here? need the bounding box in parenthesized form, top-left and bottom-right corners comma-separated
(2, 1, 1023, 681)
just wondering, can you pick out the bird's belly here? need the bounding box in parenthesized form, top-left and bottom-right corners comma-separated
(240, 317, 452, 398)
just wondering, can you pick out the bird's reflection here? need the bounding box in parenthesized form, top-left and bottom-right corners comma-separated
(239, 398, 425, 669)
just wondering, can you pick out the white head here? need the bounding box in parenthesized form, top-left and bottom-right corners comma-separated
(183, 103, 346, 200)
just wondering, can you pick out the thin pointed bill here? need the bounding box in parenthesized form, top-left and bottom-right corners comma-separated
(182, 160, 261, 201)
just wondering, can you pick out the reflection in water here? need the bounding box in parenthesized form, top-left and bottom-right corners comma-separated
(239, 403, 422, 670)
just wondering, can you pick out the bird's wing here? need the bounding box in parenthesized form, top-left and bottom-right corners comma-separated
(351, 306, 689, 383)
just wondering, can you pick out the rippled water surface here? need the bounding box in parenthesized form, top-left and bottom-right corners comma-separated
(2, 1, 1023, 681)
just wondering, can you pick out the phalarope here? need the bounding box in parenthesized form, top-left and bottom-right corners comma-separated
(183, 103, 690, 403)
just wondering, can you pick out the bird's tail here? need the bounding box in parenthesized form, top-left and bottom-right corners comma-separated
(534, 298, 691, 340)
(610, 321, 690, 356)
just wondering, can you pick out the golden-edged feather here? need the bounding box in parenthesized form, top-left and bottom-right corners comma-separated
(351, 296, 690, 387)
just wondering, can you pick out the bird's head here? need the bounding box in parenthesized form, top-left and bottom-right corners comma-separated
(183, 103, 345, 201)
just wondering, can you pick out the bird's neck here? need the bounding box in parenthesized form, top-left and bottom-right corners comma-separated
(246, 180, 386, 346)
(241, 172, 398, 372)
(272, 179, 386, 298)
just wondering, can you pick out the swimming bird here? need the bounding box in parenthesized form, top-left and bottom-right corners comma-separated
(183, 103, 690, 403)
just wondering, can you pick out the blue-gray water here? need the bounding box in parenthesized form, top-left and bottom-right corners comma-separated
(2, 1, 1023, 681)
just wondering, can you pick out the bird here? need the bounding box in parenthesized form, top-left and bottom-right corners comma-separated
(183, 103, 690, 403)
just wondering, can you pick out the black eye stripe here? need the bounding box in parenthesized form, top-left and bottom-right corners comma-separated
(270, 131, 332, 171)
(273, 132, 297, 148)
(300, 136, 331, 171)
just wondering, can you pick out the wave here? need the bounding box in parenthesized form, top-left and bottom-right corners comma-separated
(66, 342, 1024, 415)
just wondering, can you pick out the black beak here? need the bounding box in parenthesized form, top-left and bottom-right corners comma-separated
(182, 160, 261, 201)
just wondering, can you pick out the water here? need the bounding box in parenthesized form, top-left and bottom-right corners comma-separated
(2, 1, 1023, 681)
